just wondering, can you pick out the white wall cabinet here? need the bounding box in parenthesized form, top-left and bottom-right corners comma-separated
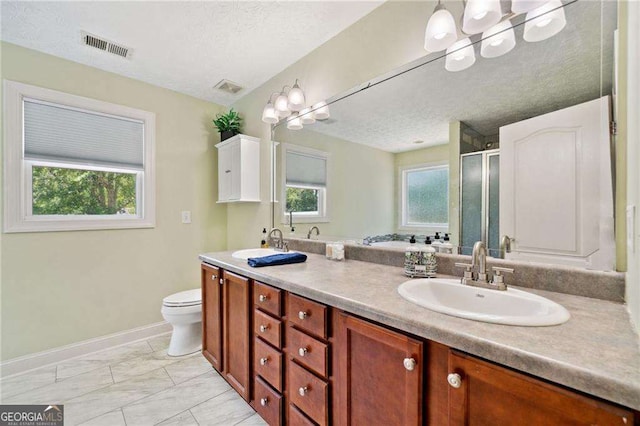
(215, 134, 261, 203)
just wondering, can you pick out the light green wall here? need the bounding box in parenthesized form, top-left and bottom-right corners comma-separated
(274, 128, 395, 239)
(0, 42, 227, 360)
(230, 1, 434, 248)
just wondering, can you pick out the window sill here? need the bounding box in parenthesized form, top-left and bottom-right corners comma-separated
(4, 217, 155, 233)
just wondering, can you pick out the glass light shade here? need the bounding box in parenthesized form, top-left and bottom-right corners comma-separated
(287, 113, 303, 130)
(312, 101, 330, 120)
(462, 0, 502, 35)
(424, 6, 458, 52)
(481, 20, 516, 58)
(445, 38, 476, 72)
(287, 83, 306, 112)
(523, 0, 566, 42)
(299, 107, 316, 125)
(261, 101, 278, 124)
(275, 93, 291, 117)
(510, 0, 547, 14)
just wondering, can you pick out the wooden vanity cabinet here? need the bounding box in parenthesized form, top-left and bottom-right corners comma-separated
(201, 264, 222, 372)
(447, 351, 636, 426)
(201, 265, 252, 402)
(333, 311, 423, 425)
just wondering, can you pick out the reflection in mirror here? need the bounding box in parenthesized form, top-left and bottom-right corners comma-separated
(272, 0, 617, 271)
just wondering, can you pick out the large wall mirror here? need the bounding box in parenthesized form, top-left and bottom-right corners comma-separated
(272, 0, 618, 271)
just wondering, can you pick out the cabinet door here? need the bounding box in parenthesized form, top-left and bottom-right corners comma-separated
(448, 351, 635, 425)
(223, 271, 251, 401)
(229, 140, 241, 200)
(201, 264, 222, 372)
(333, 312, 423, 425)
(217, 144, 232, 202)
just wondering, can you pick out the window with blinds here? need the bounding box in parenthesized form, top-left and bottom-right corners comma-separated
(3, 80, 155, 232)
(281, 145, 329, 223)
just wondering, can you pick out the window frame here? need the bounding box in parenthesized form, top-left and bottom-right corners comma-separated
(399, 161, 449, 231)
(3, 80, 156, 233)
(280, 143, 330, 224)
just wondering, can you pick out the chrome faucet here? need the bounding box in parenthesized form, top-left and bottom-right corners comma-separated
(499, 235, 512, 259)
(307, 226, 320, 240)
(268, 228, 289, 252)
(455, 241, 514, 291)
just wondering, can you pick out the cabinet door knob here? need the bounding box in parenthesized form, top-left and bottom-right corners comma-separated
(447, 373, 462, 388)
(298, 347, 308, 357)
(259, 357, 269, 366)
(298, 386, 308, 396)
(298, 311, 308, 320)
(260, 397, 269, 406)
(211, 275, 216, 280)
(259, 324, 269, 333)
(403, 357, 417, 371)
(225, 169, 231, 173)
(259, 294, 268, 302)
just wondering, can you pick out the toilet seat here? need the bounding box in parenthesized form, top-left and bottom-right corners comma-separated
(162, 289, 201, 307)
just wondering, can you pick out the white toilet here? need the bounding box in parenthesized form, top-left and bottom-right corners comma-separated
(161, 289, 202, 356)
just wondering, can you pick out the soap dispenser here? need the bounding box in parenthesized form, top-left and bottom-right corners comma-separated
(432, 234, 443, 252)
(261, 228, 268, 248)
(441, 233, 453, 254)
(409, 235, 416, 244)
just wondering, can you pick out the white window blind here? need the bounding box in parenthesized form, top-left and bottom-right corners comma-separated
(24, 99, 144, 169)
(286, 151, 326, 187)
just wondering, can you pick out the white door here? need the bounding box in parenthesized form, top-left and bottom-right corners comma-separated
(217, 144, 232, 202)
(500, 96, 615, 270)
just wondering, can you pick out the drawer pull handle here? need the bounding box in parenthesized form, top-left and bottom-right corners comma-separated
(259, 357, 269, 366)
(298, 386, 308, 396)
(298, 311, 308, 320)
(260, 397, 269, 406)
(259, 294, 268, 302)
(447, 373, 462, 389)
(259, 324, 269, 333)
(403, 357, 417, 371)
(298, 347, 308, 357)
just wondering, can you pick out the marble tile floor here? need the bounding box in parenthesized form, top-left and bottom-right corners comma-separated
(0, 333, 267, 426)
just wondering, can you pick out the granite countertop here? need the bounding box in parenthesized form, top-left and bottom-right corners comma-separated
(199, 251, 640, 410)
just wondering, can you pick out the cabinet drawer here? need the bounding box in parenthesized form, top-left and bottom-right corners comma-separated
(254, 376, 282, 426)
(287, 326, 328, 377)
(254, 282, 282, 317)
(255, 309, 282, 348)
(288, 361, 328, 426)
(254, 337, 283, 392)
(287, 294, 327, 339)
(288, 403, 316, 426)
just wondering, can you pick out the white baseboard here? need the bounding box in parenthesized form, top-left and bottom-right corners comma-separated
(0, 321, 172, 378)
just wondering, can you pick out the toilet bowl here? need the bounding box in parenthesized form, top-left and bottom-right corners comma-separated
(161, 289, 202, 356)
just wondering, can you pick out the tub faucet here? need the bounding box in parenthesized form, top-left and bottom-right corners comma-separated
(307, 226, 320, 240)
(268, 228, 288, 252)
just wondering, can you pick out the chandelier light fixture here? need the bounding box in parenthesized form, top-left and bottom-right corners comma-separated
(424, 0, 568, 72)
(260, 80, 330, 130)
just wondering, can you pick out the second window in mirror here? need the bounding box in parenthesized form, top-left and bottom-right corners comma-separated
(280, 144, 329, 224)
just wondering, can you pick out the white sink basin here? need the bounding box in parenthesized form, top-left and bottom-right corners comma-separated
(232, 248, 297, 260)
(398, 278, 570, 326)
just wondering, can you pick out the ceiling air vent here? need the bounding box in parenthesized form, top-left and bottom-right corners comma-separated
(81, 31, 132, 59)
(214, 80, 243, 94)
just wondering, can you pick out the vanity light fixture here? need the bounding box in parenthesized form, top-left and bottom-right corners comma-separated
(523, 0, 567, 42)
(462, 0, 502, 35)
(431, 0, 568, 73)
(445, 37, 476, 72)
(287, 113, 304, 130)
(481, 19, 516, 58)
(424, 1, 458, 52)
(260, 79, 330, 128)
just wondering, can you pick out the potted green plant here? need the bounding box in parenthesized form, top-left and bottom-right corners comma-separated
(212, 108, 243, 141)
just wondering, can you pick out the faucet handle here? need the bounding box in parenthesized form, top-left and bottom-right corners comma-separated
(492, 266, 514, 287)
(455, 263, 474, 281)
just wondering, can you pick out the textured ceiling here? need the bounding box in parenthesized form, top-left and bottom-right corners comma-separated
(298, 0, 616, 153)
(0, 1, 383, 106)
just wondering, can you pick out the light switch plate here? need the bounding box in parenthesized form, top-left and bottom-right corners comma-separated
(181, 211, 192, 224)
(627, 205, 635, 253)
